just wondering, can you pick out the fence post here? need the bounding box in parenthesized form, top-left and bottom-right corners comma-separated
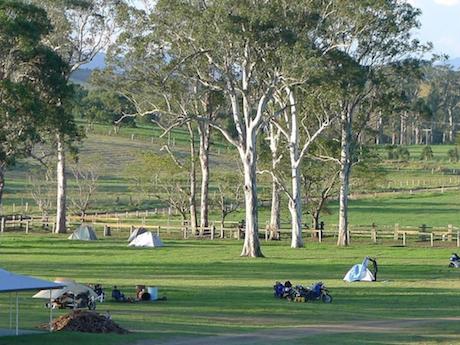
(183, 225, 187, 239)
(104, 225, 111, 237)
(402, 232, 406, 246)
(394, 224, 399, 240)
(1, 217, 5, 233)
(157, 226, 160, 237)
(457, 231, 460, 248)
(318, 230, 322, 243)
(371, 223, 377, 243)
(265, 225, 269, 241)
(430, 233, 434, 247)
(211, 225, 215, 240)
(448, 224, 453, 242)
(347, 230, 351, 244)
(25, 221, 29, 234)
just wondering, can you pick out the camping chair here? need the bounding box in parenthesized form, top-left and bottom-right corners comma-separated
(92, 284, 105, 302)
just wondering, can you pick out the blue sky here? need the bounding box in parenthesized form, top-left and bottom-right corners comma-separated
(409, 0, 460, 58)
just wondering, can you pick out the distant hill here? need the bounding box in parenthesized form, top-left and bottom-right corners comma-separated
(80, 52, 106, 70)
(70, 68, 92, 85)
(69, 53, 106, 85)
(438, 57, 460, 70)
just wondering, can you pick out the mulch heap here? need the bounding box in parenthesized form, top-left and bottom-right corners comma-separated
(46, 310, 129, 334)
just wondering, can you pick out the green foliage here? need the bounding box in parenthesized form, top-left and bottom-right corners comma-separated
(73, 86, 136, 126)
(0, 0, 74, 167)
(385, 145, 410, 161)
(447, 146, 459, 162)
(420, 145, 434, 160)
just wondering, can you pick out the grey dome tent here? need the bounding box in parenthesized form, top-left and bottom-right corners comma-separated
(127, 227, 148, 242)
(68, 224, 97, 241)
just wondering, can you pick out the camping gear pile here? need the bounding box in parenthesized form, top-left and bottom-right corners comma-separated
(449, 253, 460, 268)
(33, 279, 99, 310)
(273, 281, 332, 303)
(45, 310, 128, 334)
(343, 257, 378, 282)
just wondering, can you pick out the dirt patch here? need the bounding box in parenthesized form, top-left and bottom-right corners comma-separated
(130, 317, 460, 345)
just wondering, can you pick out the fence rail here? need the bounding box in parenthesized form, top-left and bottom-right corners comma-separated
(1, 213, 459, 248)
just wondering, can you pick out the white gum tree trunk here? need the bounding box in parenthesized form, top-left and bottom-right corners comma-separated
(448, 108, 454, 143)
(267, 123, 281, 239)
(240, 136, 263, 257)
(0, 162, 5, 206)
(187, 124, 198, 233)
(272, 87, 334, 248)
(287, 91, 303, 248)
(55, 135, 67, 233)
(198, 122, 210, 229)
(269, 180, 281, 239)
(289, 160, 303, 248)
(337, 109, 352, 246)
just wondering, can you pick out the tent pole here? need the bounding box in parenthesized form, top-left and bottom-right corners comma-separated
(9, 292, 12, 329)
(49, 290, 53, 332)
(15, 292, 19, 336)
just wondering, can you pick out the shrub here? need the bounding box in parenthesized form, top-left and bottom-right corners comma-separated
(447, 147, 459, 162)
(420, 145, 434, 161)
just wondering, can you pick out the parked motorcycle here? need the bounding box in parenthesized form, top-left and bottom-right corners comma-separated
(274, 281, 332, 303)
(295, 282, 332, 303)
(449, 253, 460, 268)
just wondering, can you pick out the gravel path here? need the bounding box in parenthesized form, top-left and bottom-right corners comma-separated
(129, 317, 460, 345)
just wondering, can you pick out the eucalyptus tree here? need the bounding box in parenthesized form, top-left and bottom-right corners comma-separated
(271, 83, 338, 248)
(30, 0, 117, 233)
(110, 0, 306, 256)
(102, 1, 226, 233)
(317, 0, 427, 246)
(0, 0, 72, 206)
(427, 65, 460, 143)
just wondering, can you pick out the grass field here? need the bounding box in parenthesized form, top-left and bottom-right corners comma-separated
(1, 233, 460, 344)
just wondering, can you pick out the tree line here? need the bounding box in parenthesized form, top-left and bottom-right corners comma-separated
(2, 0, 459, 257)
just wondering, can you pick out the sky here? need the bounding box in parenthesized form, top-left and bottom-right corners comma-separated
(408, 0, 460, 58)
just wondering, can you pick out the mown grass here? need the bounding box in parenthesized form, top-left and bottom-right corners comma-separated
(1, 234, 460, 344)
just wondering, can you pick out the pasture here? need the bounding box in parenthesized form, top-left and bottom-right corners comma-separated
(1, 232, 460, 345)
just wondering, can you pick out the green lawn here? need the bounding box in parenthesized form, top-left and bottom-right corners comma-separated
(1, 234, 460, 344)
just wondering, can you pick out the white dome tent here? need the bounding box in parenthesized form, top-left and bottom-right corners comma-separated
(127, 227, 148, 242)
(343, 257, 377, 282)
(128, 231, 164, 248)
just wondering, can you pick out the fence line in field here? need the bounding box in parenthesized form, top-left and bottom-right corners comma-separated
(1, 214, 459, 248)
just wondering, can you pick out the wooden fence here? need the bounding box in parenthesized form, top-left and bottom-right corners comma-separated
(1, 213, 459, 247)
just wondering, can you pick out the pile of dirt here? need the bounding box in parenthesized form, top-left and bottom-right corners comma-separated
(46, 310, 128, 334)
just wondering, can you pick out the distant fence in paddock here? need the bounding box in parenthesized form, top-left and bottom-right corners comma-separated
(1, 213, 459, 247)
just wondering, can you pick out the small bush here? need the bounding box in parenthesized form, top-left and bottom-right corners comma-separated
(396, 146, 410, 161)
(385, 145, 410, 161)
(447, 147, 459, 162)
(420, 145, 434, 161)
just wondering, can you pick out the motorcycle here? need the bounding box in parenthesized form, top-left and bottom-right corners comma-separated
(449, 253, 460, 268)
(274, 281, 332, 303)
(295, 282, 332, 303)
